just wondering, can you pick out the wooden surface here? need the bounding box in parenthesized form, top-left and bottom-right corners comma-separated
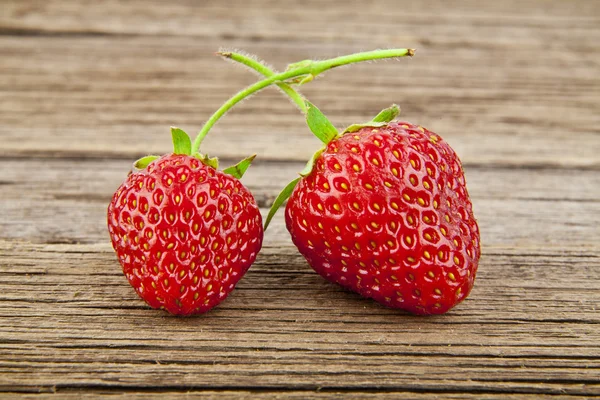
(1, 0, 599, 398)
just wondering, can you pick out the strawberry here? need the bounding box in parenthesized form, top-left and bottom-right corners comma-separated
(107, 128, 263, 315)
(266, 104, 480, 315)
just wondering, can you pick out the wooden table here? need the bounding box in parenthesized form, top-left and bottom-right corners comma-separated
(1, 1, 599, 398)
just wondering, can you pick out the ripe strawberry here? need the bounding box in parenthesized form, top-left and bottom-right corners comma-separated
(269, 105, 480, 315)
(107, 129, 263, 315)
(215, 48, 479, 314)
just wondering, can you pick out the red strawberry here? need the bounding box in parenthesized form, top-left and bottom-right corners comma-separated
(214, 49, 479, 314)
(107, 129, 263, 315)
(269, 105, 480, 315)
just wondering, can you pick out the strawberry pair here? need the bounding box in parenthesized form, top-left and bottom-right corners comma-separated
(107, 49, 480, 316)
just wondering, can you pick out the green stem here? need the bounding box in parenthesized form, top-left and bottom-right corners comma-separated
(309, 48, 415, 76)
(218, 52, 307, 113)
(193, 48, 415, 153)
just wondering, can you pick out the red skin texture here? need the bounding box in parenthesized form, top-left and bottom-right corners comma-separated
(285, 122, 480, 315)
(107, 154, 263, 315)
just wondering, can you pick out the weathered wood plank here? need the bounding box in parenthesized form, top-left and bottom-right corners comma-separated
(1, 159, 599, 247)
(12, 392, 596, 399)
(0, 16, 598, 165)
(2, 242, 600, 319)
(2, 0, 599, 40)
(0, 241, 598, 396)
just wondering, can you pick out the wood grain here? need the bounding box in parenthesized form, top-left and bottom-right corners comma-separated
(1, 0, 599, 397)
(0, 241, 599, 396)
(0, 161, 599, 396)
(1, 0, 599, 166)
(10, 394, 599, 400)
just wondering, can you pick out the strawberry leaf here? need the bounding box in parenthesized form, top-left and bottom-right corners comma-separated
(133, 155, 159, 170)
(305, 101, 338, 144)
(171, 127, 192, 155)
(372, 104, 400, 123)
(264, 177, 301, 230)
(223, 154, 256, 179)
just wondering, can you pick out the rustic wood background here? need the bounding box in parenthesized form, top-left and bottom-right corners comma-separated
(1, 0, 599, 398)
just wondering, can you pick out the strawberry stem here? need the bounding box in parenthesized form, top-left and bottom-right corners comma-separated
(218, 52, 307, 113)
(192, 48, 415, 153)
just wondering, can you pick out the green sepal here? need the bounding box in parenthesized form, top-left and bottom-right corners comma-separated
(204, 156, 219, 169)
(343, 104, 401, 134)
(133, 155, 160, 170)
(171, 127, 192, 155)
(372, 104, 400, 123)
(306, 101, 339, 144)
(193, 152, 219, 169)
(223, 154, 256, 179)
(264, 177, 301, 230)
(343, 121, 390, 133)
(299, 147, 325, 177)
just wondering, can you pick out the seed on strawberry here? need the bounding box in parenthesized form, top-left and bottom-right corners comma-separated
(108, 128, 262, 315)
(266, 103, 480, 315)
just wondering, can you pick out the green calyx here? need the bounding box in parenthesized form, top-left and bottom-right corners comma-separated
(300, 147, 325, 177)
(132, 127, 255, 179)
(222, 154, 257, 179)
(298, 104, 400, 178)
(133, 155, 160, 170)
(264, 177, 301, 230)
(305, 102, 339, 144)
(171, 127, 192, 155)
(343, 104, 400, 133)
(261, 103, 401, 229)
